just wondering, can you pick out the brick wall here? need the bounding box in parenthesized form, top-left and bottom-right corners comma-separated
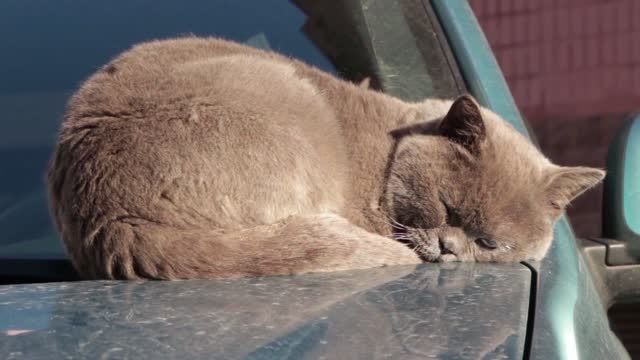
(469, 0, 640, 238)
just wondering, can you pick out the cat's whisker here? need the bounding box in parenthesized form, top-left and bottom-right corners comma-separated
(414, 244, 424, 254)
(386, 222, 406, 231)
(381, 213, 412, 231)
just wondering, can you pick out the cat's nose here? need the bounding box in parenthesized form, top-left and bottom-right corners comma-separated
(438, 237, 454, 255)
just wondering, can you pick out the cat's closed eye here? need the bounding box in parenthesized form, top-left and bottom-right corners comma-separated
(475, 237, 498, 250)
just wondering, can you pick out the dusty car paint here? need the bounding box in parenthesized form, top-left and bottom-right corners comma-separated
(0, 264, 529, 359)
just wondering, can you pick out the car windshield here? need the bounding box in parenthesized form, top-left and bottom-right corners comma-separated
(0, 0, 462, 260)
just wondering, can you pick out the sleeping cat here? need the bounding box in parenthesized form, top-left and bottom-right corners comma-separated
(47, 37, 604, 280)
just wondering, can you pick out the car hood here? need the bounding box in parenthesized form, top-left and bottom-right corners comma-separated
(0, 263, 530, 359)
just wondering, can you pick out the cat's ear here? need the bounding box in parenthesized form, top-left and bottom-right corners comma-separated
(545, 166, 605, 210)
(440, 94, 486, 154)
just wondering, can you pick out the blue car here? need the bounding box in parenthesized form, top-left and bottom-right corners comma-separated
(1, 0, 638, 358)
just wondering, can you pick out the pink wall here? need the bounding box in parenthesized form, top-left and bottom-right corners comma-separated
(469, 0, 640, 121)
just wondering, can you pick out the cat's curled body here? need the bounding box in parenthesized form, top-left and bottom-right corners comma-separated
(48, 37, 604, 279)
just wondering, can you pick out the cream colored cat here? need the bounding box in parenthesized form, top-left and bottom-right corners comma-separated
(47, 37, 604, 279)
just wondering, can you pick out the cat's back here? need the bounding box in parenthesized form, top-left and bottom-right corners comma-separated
(52, 37, 348, 229)
(66, 37, 324, 123)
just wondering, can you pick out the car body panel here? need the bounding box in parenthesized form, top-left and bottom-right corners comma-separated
(0, 264, 529, 359)
(529, 221, 629, 360)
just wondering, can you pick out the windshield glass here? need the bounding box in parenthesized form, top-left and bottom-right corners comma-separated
(0, 0, 461, 260)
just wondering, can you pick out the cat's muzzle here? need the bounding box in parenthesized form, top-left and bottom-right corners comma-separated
(395, 228, 456, 262)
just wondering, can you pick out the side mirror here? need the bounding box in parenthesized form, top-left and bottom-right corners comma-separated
(603, 114, 640, 258)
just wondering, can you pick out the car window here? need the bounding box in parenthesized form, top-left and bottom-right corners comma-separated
(0, 0, 462, 260)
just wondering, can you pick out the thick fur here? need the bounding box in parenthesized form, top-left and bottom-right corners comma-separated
(48, 37, 604, 279)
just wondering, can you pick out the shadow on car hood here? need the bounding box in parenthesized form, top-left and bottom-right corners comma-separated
(0, 263, 530, 359)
